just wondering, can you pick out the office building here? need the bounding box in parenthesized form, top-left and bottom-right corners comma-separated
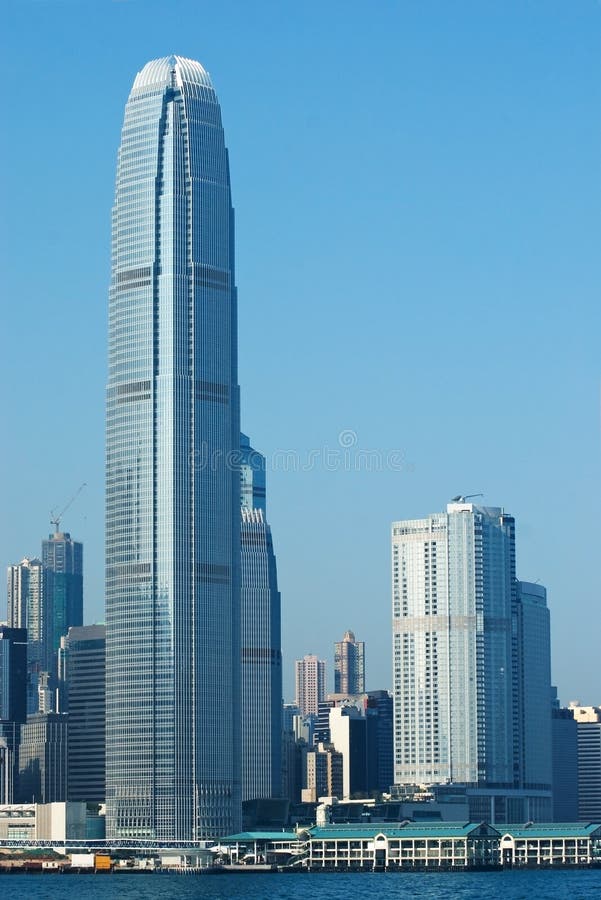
(365, 690, 394, 793)
(551, 703, 578, 821)
(0, 627, 22, 801)
(569, 704, 601, 821)
(514, 581, 552, 793)
(334, 630, 365, 694)
(392, 502, 515, 786)
(329, 706, 367, 799)
(62, 625, 105, 802)
(0, 626, 27, 723)
(42, 531, 83, 671)
(314, 699, 334, 746)
(240, 434, 282, 801)
(295, 655, 326, 717)
(105, 56, 241, 839)
(18, 713, 68, 804)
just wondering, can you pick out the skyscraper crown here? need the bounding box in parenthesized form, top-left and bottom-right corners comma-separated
(132, 55, 213, 91)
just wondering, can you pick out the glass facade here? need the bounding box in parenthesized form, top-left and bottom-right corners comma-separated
(106, 56, 241, 839)
(42, 531, 83, 675)
(240, 436, 282, 800)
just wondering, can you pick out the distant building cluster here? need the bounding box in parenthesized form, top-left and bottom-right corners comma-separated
(1, 55, 598, 846)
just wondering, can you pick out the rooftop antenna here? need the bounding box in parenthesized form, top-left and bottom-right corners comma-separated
(450, 493, 484, 503)
(50, 482, 87, 534)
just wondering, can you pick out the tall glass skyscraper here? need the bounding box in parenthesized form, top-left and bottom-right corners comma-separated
(240, 434, 282, 801)
(42, 531, 83, 673)
(106, 56, 241, 839)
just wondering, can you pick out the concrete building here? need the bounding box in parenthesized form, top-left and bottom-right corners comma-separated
(329, 706, 367, 799)
(302, 743, 343, 803)
(0, 802, 101, 842)
(392, 502, 516, 787)
(334, 630, 365, 695)
(391, 502, 552, 820)
(295, 655, 326, 717)
(18, 713, 67, 803)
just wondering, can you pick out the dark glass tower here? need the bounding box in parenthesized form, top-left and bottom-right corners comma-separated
(42, 531, 83, 675)
(62, 624, 106, 802)
(106, 56, 241, 839)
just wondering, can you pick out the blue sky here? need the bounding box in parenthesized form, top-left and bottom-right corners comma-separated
(1, 0, 599, 704)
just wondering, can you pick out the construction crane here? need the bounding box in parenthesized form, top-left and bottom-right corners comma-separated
(50, 482, 87, 534)
(450, 493, 483, 503)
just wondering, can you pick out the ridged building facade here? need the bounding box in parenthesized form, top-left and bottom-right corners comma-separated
(106, 55, 241, 839)
(240, 434, 282, 800)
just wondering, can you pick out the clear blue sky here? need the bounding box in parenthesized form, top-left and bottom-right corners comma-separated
(1, 0, 599, 704)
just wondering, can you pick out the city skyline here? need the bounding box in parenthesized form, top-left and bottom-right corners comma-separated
(1, 1, 600, 706)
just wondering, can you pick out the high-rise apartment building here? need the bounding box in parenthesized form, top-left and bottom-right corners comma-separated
(334, 630, 365, 695)
(391, 501, 553, 821)
(392, 502, 515, 786)
(295, 655, 326, 717)
(8, 536, 82, 716)
(7, 558, 48, 713)
(61, 625, 106, 802)
(105, 56, 241, 839)
(240, 434, 282, 801)
(303, 743, 343, 803)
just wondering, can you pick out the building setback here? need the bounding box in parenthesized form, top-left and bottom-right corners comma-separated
(334, 630, 365, 695)
(105, 55, 241, 840)
(240, 434, 282, 801)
